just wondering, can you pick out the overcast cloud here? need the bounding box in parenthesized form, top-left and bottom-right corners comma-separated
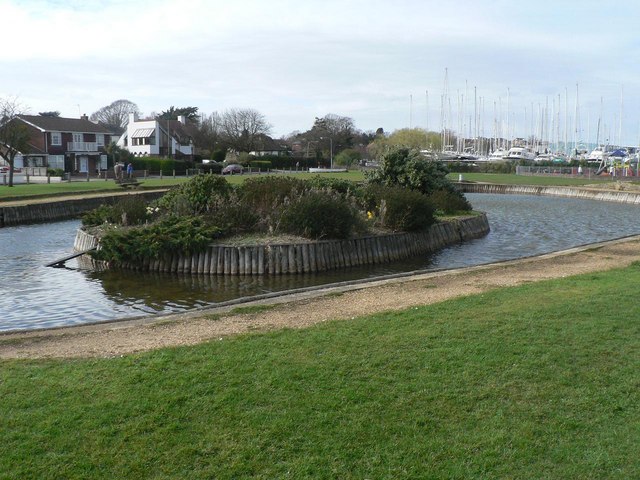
(2, 0, 640, 144)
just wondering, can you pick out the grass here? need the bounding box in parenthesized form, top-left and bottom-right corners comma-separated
(451, 172, 617, 186)
(2, 265, 640, 478)
(0, 178, 188, 201)
(1, 170, 620, 202)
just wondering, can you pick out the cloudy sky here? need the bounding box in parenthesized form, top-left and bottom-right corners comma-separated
(2, 0, 640, 145)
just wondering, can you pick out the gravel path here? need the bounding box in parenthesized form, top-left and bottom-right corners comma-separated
(2, 235, 639, 360)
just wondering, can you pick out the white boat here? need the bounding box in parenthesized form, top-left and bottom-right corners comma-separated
(504, 146, 537, 161)
(488, 148, 508, 162)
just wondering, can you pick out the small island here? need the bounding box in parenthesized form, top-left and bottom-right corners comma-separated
(76, 148, 489, 275)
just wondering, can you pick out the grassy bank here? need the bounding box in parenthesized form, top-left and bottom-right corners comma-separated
(450, 172, 618, 186)
(2, 265, 639, 479)
(0, 178, 189, 201)
(1, 170, 624, 202)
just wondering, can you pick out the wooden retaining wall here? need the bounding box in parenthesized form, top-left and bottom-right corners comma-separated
(0, 190, 167, 227)
(458, 183, 640, 204)
(74, 214, 490, 275)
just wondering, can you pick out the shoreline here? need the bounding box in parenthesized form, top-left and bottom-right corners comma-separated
(3, 234, 640, 359)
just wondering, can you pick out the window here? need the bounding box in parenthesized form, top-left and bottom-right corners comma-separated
(73, 133, 83, 143)
(48, 155, 64, 169)
(51, 132, 61, 146)
(96, 134, 104, 147)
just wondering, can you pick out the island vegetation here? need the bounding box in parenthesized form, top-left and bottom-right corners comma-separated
(82, 148, 472, 265)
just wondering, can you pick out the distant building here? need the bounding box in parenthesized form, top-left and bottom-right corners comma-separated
(117, 113, 194, 159)
(249, 134, 291, 157)
(2, 114, 115, 173)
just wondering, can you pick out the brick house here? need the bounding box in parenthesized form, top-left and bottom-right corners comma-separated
(10, 114, 116, 173)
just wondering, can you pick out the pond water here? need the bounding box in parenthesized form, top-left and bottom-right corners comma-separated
(1, 193, 639, 332)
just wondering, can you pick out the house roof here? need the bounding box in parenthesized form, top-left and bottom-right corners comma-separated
(17, 115, 115, 134)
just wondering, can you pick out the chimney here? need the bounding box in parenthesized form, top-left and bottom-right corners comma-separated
(177, 115, 186, 124)
(80, 113, 88, 121)
(128, 112, 138, 124)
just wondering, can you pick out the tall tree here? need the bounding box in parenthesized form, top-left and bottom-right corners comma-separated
(193, 112, 223, 157)
(157, 106, 199, 123)
(220, 108, 271, 153)
(90, 99, 140, 134)
(0, 98, 30, 187)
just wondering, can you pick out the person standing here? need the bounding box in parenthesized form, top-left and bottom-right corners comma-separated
(127, 162, 133, 179)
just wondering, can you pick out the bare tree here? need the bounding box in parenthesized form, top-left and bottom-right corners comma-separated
(90, 99, 140, 134)
(193, 112, 223, 157)
(221, 108, 271, 153)
(0, 98, 30, 187)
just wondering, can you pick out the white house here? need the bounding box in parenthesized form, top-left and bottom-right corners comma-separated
(118, 113, 194, 159)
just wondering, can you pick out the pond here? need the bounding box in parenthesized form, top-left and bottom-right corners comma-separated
(1, 193, 639, 331)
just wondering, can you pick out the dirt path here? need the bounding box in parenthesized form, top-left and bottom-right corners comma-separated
(2, 236, 639, 360)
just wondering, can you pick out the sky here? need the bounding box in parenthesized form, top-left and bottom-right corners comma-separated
(3, 0, 640, 146)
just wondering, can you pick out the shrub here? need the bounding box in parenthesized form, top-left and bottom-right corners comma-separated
(46, 168, 65, 177)
(249, 160, 272, 170)
(81, 197, 148, 227)
(428, 189, 472, 214)
(278, 190, 365, 240)
(208, 194, 260, 234)
(239, 176, 306, 216)
(157, 174, 231, 215)
(364, 185, 435, 232)
(94, 216, 223, 263)
(365, 146, 470, 206)
(306, 176, 363, 197)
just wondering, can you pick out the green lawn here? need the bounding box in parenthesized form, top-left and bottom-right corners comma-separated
(451, 172, 619, 186)
(1, 170, 623, 202)
(2, 265, 639, 479)
(0, 178, 189, 201)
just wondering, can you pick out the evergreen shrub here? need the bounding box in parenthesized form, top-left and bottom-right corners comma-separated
(278, 190, 364, 239)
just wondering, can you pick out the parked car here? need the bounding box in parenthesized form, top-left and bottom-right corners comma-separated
(222, 164, 243, 175)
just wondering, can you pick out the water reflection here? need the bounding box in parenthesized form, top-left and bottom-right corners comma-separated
(1, 193, 639, 331)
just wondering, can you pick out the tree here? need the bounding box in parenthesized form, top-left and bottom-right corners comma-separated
(90, 99, 140, 134)
(38, 111, 60, 117)
(365, 147, 463, 199)
(193, 112, 223, 157)
(334, 148, 361, 167)
(0, 98, 31, 187)
(158, 106, 199, 123)
(220, 108, 271, 153)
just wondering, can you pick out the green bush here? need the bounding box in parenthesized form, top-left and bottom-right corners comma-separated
(46, 168, 65, 177)
(157, 174, 231, 215)
(208, 194, 260, 234)
(278, 190, 365, 240)
(306, 176, 363, 197)
(428, 189, 472, 214)
(94, 216, 223, 263)
(239, 176, 306, 215)
(81, 197, 148, 227)
(365, 185, 435, 232)
(249, 160, 272, 170)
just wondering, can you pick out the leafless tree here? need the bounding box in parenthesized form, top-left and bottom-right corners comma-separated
(0, 98, 30, 187)
(193, 112, 223, 157)
(221, 108, 272, 153)
(90, 99, 140, 134)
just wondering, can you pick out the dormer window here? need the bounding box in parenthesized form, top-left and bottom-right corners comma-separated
(51, 132, 61, 146)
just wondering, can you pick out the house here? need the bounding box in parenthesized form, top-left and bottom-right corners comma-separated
(248, 134, 291, 157)
(8, 114, 116, 173)
(117, 113, 194, 159)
